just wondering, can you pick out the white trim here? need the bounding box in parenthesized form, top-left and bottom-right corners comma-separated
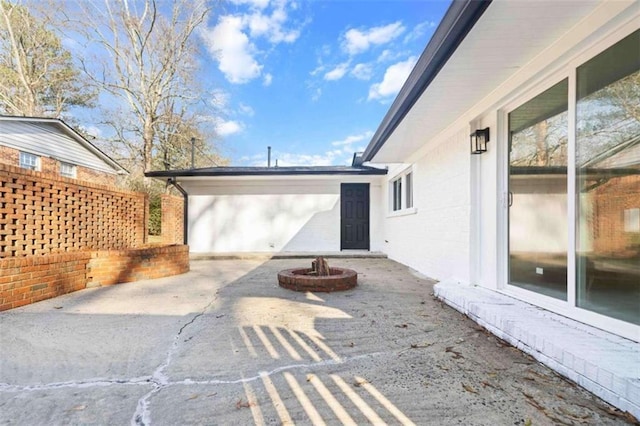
(387, 166, 414, 213)
(566, 66, 577, 309)
(386, 207, 417, 218)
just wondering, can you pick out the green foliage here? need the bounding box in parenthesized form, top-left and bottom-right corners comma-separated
(148, 193, 162, 236)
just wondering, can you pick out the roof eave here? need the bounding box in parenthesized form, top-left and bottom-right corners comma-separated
(145, 167, 388, 179)
(362, 0, 492, 162)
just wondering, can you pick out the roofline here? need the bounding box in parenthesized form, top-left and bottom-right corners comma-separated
(145, 166, 388, 178)
(362, 0, 492, 162)
(0, 115, 128, 174)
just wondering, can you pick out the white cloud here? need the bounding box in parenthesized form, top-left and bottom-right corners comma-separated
(263, 73, 273, 86)
(216, 119, 243, 136)
(246, 6, 300, 44)
(311, 88, 322, 102)
(201, 16, 262, 84)
(351, 63, 373, 80)
(342, 21, 405, 55)
(202, 1, 303, 84)
(331, 131, 373, 148)
(324, 62, 350, 81)
(403, 20, 437, 44)
(368, 56, 417, 101)
(238, 103, 255, 116)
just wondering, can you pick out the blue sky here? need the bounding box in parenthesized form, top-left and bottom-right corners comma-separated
(201, 0, 450, 166)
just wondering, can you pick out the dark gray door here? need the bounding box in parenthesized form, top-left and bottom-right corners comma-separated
(341, 183, 370, 250)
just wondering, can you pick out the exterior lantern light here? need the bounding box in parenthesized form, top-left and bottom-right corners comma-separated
(470, 127, 490, 154)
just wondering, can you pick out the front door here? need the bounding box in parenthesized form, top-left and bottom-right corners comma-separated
(341, 183, 370, 250)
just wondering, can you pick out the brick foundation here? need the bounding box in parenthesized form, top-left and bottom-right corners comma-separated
(0, 245, 189, 311)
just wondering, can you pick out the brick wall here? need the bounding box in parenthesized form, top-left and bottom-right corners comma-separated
(0, 252, 91, 311)
(0, 145, 18, 166)
(87, 245, 189, 286)
(161, 194, 184, 245)
(0, 245, 189, 311)
(591, 175, 640, 256)
(0, 163, 147, 257)
(0, 144, 118, 186)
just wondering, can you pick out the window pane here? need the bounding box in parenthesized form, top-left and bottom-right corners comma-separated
(19, 152, 39, 170)
(406, 172, 413, 208)
(393, 178, 402, 211)
(576, 30, 640, 325)
(60, 162, 76, 178)
(508, 79, 568, 300)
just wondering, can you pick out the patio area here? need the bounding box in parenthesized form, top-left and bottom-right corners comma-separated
(0, 258, 633, 425)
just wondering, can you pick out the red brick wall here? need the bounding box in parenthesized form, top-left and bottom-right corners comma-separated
(87, 245, 189, 286)
(0, 252, 91, 311)
(0, 145, 18, 166)
(0, 144, 118, 186)
(161, 194, 184, 245)
(0, 163, 147, 257)
(76, 166, 118, 186)
(0, 245, 189, 311)
(591, 175, 640, 256)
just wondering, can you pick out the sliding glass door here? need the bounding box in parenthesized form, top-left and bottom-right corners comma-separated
(576, 32, 640, 325)
(507, 30, 639, 326)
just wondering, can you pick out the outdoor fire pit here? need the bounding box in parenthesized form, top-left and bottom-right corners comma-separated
(278, 257, 357, 292)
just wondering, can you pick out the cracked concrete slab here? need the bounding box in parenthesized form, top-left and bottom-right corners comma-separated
(0, 258, 635, 425)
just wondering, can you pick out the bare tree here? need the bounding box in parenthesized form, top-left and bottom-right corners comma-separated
(0, 1, 93, 117)
(76, 0, 211, 174)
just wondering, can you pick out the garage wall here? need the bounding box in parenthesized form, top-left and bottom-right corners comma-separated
(381, 127, 471, 283)
(185, 178, 384, 253)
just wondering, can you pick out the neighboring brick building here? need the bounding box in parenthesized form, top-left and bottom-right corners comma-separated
(0, 115, 126, 185)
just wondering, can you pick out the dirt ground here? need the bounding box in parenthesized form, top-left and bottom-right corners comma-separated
(0, 258, 635, 425)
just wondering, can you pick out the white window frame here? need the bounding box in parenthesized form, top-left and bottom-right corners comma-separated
(388, 167, 417, 217)
(497, 23, 639, 341)
(60, 162, 77, 178)
(19, 151, 40, 171)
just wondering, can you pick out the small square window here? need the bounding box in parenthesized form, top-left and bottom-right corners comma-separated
(60, 162, 77, 178)
(19, 152, 40, 171)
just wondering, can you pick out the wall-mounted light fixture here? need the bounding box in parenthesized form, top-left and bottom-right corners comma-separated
(470, 127, 490, 154)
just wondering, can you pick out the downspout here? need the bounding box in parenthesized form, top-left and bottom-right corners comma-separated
(168, 177, 188, 245)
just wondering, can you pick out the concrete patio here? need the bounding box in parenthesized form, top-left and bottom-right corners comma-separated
(0, 258, 634, 425)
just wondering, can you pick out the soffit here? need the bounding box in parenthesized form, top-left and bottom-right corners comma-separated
(372, 0, 602, 163)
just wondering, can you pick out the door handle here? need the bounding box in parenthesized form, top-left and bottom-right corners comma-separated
(508, 191, 513, 207)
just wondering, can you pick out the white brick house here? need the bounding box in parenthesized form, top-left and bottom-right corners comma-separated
(148, 0, 639, 416)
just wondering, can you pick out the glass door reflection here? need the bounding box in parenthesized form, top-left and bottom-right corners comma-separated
(508, 79, 569, 300)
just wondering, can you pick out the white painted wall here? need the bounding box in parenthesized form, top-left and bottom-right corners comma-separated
(183, 177, 384, 253)
(380, 127, 471, 283)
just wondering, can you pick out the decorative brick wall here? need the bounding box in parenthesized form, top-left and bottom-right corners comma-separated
(161, 194, 184, 245)
(0, 245, 189, 311)
(87, 245, 189, 286)
(0, 164, 147, 257)
(0, 252, 91, 311)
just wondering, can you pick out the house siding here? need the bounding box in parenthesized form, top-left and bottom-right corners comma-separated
(382, 127, 471, 283)
(0, 121, 118, 174)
